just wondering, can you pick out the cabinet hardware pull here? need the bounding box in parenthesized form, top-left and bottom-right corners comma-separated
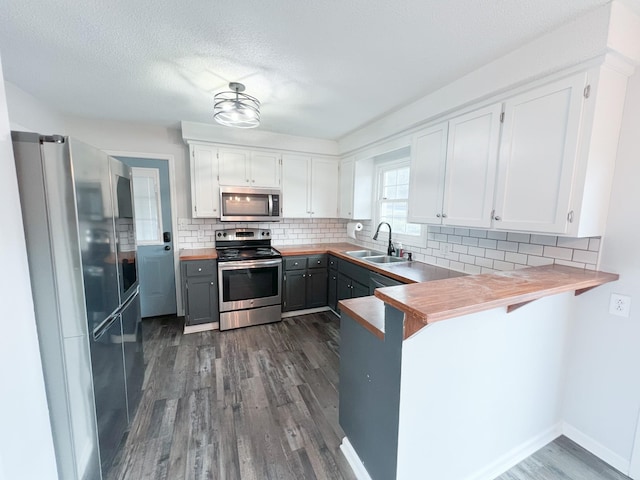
(436, 213, 441, 218)
(567, 210, 574, 223)
(442, 213, 447, 218)
(198, 268, 202, 272)
(210, 282, 214, 285)
(494, 216, 501, 221)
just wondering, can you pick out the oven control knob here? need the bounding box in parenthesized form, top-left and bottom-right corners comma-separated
(217, 232, 222, 237)
(223, 232, 227, 237)
(266, 231, 270, 236)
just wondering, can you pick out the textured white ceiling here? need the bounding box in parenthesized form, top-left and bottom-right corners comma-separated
(0, 0, 612, 139)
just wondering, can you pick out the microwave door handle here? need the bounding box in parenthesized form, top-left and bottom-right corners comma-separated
(268, 194, 273, 217)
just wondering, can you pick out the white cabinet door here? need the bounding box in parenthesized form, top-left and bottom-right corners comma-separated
(311, 158, 339, 218)
(493, 74, 586, 234)
(218, 148, 249, 186)
(443, 104, 502, 228)
(340, 157, 374, 220)
(190, 144, 220, 218)
(339, 157, 355, 218)
(250, 151, 280, 187)
(408, 122, 448, 224)
(282, 154, 310, 217)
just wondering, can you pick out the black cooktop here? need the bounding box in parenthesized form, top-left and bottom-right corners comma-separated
(216, 246, 282, 262)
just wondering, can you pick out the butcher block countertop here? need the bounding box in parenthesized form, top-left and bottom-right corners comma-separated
(276, 243, 463, 284)
(352, 264, 618, 339)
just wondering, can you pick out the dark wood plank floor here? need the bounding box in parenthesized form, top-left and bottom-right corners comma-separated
(107, 312, 356, 480)
(498, 435, 631, 480)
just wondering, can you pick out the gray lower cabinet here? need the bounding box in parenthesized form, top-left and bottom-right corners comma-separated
(181, 259, 219, 325)
(336, 258, 370, 308)
(328, 255, 338, 311)
(283, 255, 328, 312)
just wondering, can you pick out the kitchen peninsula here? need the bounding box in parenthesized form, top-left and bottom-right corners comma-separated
(337, 264, 618, 480)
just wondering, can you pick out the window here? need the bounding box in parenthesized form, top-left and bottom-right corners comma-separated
(131, 167, 163, 245)
(375, 159, 424, 245)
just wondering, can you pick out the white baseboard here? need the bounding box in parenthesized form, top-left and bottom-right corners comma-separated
(465, 424, 562, 480)
(281, 306, 331, 318)
(340, 437, 372, 480)
(562, 422, 630, 475)
(183, 322, 219, 334)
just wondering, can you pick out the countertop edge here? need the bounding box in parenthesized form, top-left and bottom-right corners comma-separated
(374, 265, 619, 339)
(338, 296, 386, 340)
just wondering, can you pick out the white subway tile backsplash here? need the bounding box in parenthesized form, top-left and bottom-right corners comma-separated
(518, 243, 544, 256)
(543, 246, 573, 260)
(507, 232, 531, 243)
(487, 231, 508, 240)
(572, 249, 598, 264)
(505, 252, 528, 265)
(530, 234, 557, 246)
(557, 237, 590, 250)
(497, 240, 519, 252)
(178, 218, 602, 275)
(485, 249, 505, 261)
(478, 238, 498, 249)
(527, 255, 554, 266)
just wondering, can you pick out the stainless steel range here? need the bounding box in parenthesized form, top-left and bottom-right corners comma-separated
(216, 228, 282, 330)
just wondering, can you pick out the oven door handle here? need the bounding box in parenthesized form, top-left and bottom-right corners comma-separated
(218, 258, 283, 270)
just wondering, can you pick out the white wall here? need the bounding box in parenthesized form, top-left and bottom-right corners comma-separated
(4, 81, 66, 133)
(63, 116, 191, 219)
(562, 69, 640, 474)
(0, 54, 58, 480)
(396, 294, 574, 480)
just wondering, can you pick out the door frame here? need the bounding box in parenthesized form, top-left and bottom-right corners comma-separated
(105, 150, 183, 316)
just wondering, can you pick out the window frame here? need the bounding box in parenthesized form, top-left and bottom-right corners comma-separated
(373, 158, 426, 248)
(130, 167, 164, 246)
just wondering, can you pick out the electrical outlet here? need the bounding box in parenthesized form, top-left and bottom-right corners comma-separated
(197, 229, 204, 239)
(440, 244, 450, 255)
(609, 293, 631, 318)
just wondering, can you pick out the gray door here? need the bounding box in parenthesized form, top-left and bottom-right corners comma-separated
(117, 157, 176, 317)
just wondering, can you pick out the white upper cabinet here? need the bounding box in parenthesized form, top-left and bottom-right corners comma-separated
(281, 154, 310, 218)
(442, 104, 502, 228)
(311, 158, 339, 218)
(407, 122, 448, 224)
(250, 151, 280, 187)
(493, 74, 586, 234)
(282, 154, 339, 218)
(218, 147, 280, 187)
(190, 144, 220, 218)
(339, 156, 374, 219)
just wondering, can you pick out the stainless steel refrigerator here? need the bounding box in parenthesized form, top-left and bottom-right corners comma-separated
(12, 132, 144, 480)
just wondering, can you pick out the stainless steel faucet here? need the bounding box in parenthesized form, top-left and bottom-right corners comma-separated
(373, 222, 395, 256)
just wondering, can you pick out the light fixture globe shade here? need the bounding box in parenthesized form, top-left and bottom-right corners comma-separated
(213, 83, 260, 128)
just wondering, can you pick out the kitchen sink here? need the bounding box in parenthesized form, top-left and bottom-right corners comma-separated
(362, 255, 407, 264)
(345, 249, 385, 258)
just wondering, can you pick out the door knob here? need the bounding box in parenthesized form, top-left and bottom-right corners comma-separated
(165, 245, 171, 251)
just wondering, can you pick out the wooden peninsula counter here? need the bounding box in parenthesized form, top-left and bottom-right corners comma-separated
(336, 264, 618, 480)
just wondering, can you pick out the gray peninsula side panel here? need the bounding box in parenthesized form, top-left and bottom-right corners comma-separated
(339, 304, 404, 480)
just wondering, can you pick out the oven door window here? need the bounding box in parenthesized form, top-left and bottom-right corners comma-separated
(222, 265, 279, 302)
(221, 193, 270, 217)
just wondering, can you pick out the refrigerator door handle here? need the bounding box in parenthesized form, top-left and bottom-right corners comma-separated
(93, 313, 120, 341)
(121, 287, 140, 311)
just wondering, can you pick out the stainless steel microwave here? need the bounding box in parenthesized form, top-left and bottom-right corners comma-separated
(219, 186, 281, 222)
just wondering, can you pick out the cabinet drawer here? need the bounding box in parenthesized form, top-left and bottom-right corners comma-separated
(284, 257, 307, 271)
(307, 254, 327, 269)
(184, 260, 216, 277)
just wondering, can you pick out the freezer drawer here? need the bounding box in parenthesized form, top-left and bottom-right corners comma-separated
(121, 292, 144, 422)
(90, 314, 128, 474)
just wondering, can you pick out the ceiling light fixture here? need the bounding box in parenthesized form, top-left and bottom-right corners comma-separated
(213, 82, 260, 129)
